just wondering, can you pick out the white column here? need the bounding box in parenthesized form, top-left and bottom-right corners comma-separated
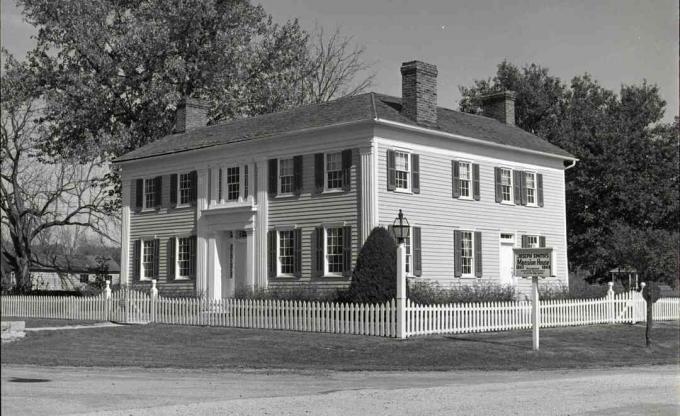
(254, 159, 269, 288)
(195, 168, 209, 297)
(207, 234, 222, 300)
(209, 167, 219, 206)
(359, 144, 378, 245)
(120, 179, 131, 287)
(397, 242, 407, 339)
(245, 226, 256, 290)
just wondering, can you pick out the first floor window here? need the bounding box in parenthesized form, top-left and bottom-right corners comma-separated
(179, 173, 192, 204)
(326, 227, 344, 274)
(144, 179, 156, 209)
(459, 162, 471, 198)
(461, 231, 473, 275)
(395, 151, 410, 190)
(525, 172, 537, 205)
(326, 152, 343, 190)
(142, 240, 155, 280)
(278, 230, 295, 275)
(501, 168, 512, 202)
(279, 158, 294, 194)
(176, 237, 195, 278)
(226, 167, 240, 201)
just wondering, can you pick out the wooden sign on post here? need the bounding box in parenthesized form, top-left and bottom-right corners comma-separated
(513, 247, 553, 351)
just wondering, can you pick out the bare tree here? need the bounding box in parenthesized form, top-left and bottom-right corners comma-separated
(1, 51, 117, 292)
(302, 27, 375, 104)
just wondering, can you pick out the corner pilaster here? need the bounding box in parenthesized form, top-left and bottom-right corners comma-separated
(119, 178, 131, 287)
(254, 159, 269, 289)
(359, 143, 378, 244)
(195, 168, 209, 296)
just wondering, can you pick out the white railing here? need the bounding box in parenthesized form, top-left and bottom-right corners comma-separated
(1, 281, 678, 339)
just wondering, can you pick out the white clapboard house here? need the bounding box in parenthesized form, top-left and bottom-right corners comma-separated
(113, 60, 576, 298)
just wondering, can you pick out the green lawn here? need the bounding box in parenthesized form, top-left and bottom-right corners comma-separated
(1, 318, 678, 371)
(2, 318, 105, 328)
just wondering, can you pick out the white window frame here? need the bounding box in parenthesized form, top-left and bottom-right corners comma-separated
(143, 178, 156, 210)
(174, 236, 195, 280)
(276, 228, 297, 277)
(324, 152, 344, 191)
(278, 158, 295, 196)
(525, 171, 537, 206)
(394, 151, 411, 193)
(225, 166, 240, 201)
(500, 167, 514, 204)
(140, 239, 155, 281)
(525, 235, 540, 248)
(460, 231, 475, 277)
(404, 226, 414, 277)
(176, 172, 192, 207)
(458, 161, 473, 200)
(324, 225, 346, 277)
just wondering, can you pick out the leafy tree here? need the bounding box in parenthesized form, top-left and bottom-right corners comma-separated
(608, 223, 678, 347)
(345, 227, 397, 303)
(459, 62, 679, 279)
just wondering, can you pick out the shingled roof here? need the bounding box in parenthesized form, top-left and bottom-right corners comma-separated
(114, 92, 574, 163)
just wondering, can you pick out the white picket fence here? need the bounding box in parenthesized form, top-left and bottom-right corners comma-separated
(2, 288, 678, 338)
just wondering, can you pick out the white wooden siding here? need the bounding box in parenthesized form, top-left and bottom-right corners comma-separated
(376, 139, 569, 288)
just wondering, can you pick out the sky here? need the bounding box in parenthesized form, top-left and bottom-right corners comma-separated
(2, 0, 678, 122)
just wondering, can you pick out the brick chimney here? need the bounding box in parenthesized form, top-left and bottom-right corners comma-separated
(479, 91, 516, 125)
(174, 98, 210, 133)
(400, 60, 438, 127)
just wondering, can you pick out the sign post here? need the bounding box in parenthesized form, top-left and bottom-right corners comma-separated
(513, 247, 553, 351)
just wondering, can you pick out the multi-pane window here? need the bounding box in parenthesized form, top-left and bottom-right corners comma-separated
(461, 231, 473, 275)
(525, 172, 537, 205)
(179, 173, 192, 205)
(404, 230, 412, 275)
(278, 230, 295, 275)
(142, 240, 155, 280)
(226, 167, 240, 201)
(143, 179, 156, 209)
(326, 227, 344, 274)
(525, 235, 539, 248)
(326, 152, 343, 190)
(459, 162, 471, 198)
(177, 237, 194, 278)
(279, 158, 294, 194)
(395, 152, 410, 190)
(501, 168, 512, 203)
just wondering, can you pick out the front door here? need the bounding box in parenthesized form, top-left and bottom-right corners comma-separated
(499, 234, 515, 286)
(233, 235, 247, 294)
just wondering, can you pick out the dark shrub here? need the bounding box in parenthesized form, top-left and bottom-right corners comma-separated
(344, 227, 397, 303)
(409, 280, 515, 304)
(235, 286, 340, 302)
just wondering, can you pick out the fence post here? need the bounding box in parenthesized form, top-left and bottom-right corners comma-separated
(396, 242, 407, 339)
(640, 282, 647, 322)
(607, 282, 614, 323)
(105, 280, 112, 321)
(151, 279, 158, 323)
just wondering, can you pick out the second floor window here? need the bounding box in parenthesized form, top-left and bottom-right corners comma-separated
(144, 179, 156, 209)
(279, 158, 294, 194)
(459, 162, 471, 198)
(226, 167, 240, 201)
(326, 152, 343, 190)
(501, 168, 512, 203)
(179, 173, 192, 205)
(395, 151, 410, 190)
(525, 172, 537, 206)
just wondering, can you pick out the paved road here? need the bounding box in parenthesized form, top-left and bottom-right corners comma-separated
(1, 364, 678, 415)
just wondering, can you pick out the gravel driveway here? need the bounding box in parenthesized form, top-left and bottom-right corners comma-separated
(3, 364, 678, 415)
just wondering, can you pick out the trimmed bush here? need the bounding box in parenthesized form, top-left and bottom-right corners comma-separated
(343, 227, 397, 303)
(409, 280, 515, 304)
(235, 286, 340, 302)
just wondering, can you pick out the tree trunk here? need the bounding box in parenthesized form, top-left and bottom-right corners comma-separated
(15, 255, 32, 293)
(645, 297, 653, 348)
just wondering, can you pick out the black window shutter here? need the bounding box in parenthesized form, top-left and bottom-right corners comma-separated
(520, 171, 528, 206)
(452, 161, 460, 198)
(189, 170, 198, 205)
(294, 228, 302, 277)
(537, 173, 544, 207)
(167, 237, 175, 281)
(472, 164, 480, 201)
(218, 168, 223, 201)
(268, 159, 278, 196)
(189, 236, 197, 278)
(521, 235, 529, 248)
(315, 226, 324, 277)
(387, 150, 396, 191)
(494, 167, 502, 203)
(170, 174, 178, 206)
(154, 176, 162, 208)
(342, 149, 352, 191)
(267, 230, 276, 278)
(135, 179, 143, 211)
(413, 227, 422, 277)
(474, 231, 482, 277)
(539, 236, 546, 248)
(343, 226, 352, 277)
(293, 155, 303, 195)
(314, 153, 324, 193)
(153, 239, 160, 279)
(411, 154, 420, 194)
(133, 239, 141, 281)
(453, 230, 462, 277)
(513, 170, 522, 205)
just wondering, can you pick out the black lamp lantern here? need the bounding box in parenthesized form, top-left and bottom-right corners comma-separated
(392, 209, 410, 244)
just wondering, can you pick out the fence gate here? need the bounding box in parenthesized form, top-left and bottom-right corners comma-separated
(109, 288, 151, 323)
